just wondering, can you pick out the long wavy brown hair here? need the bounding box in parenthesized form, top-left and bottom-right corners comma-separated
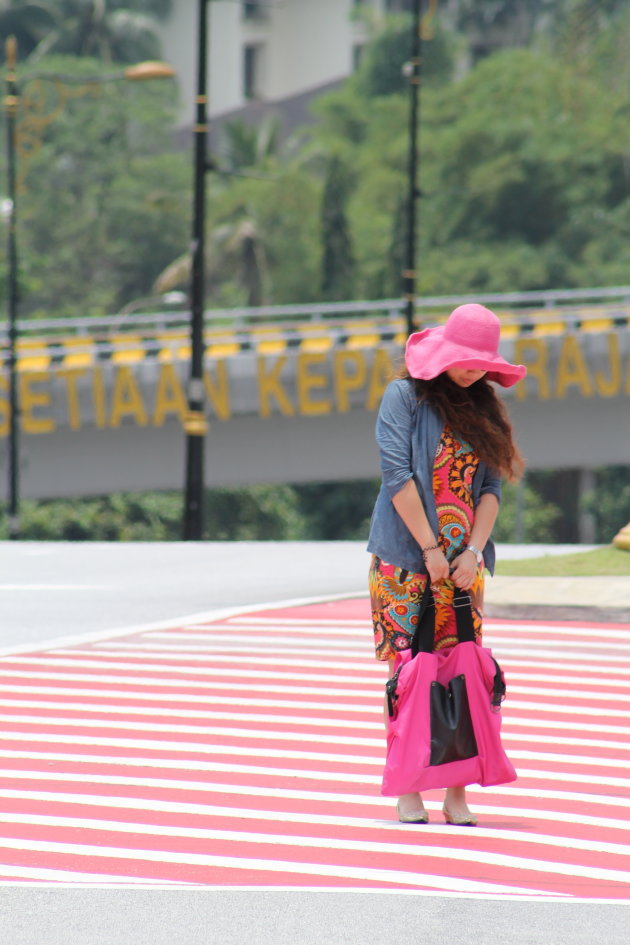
(398, 369, 524, 480)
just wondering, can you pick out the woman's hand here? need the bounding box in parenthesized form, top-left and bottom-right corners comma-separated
(450, 549, 478, 590)
(423, 546, 450, 585)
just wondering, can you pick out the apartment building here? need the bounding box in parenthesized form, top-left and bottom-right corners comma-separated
(157, 0, 397, 127)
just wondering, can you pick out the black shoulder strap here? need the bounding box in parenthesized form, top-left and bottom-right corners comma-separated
(411, 582, 476, 656)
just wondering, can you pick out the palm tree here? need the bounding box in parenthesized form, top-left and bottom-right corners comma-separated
(0, 2, 55, 60)
(28, 0, 173, 64)
(154, 216, 269, 309)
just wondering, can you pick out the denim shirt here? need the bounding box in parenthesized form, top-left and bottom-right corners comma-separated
(366, 378, 501, 574)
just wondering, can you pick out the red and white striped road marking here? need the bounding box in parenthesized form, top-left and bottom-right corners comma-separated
(0, 596, 628, 898)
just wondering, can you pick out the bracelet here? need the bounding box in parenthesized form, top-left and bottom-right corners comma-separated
(421, 543, 440, 560)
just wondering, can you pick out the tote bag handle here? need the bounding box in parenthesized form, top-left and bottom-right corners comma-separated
(411, 581, 475, 656)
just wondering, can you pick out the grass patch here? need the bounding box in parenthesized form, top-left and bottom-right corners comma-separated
(495, 545, 630, 577)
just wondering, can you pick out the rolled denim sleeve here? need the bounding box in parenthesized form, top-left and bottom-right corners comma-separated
(479, 465, 502, 503)
(375, 380, 415, 499)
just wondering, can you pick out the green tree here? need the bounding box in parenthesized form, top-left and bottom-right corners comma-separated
(34, 0, 172, 64)
(321, 154, 356, 300)
(3, 54, 186, 318)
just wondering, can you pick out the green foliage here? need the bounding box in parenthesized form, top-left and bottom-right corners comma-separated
(204, 485, 306, 541)
(6, 54, 185, 318)
(4, 468, 629, 545)
(1, 491, 183, 541)
(37, 0, 171, 64)
(354, 14, 454, 97)
(321, 155, 356, 300)
(581, 467, 630, 544)
(491, 479, 563, 543)
(293, 481, 379, 541)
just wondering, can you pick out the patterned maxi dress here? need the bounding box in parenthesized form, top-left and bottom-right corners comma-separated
(369, 426, 485, 661)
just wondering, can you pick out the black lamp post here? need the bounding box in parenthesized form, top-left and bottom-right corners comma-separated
(4, 36, 19, 540)
(403, 0, 422, 337)
(182, 0, 210, 541)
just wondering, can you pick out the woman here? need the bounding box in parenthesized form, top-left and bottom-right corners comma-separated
(367, 302, 526, 826)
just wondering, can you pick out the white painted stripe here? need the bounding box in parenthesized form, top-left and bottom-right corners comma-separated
(1, 664, 630, 704)
(0, 839, 547, 896)
(3, 799, 627, 842)
(179, 622, 371, 635)
(487, 623, 630, 639)
(1, 697, 627, 749)
(493, 643, 630, 658)
(1, 759, 628, 790)
(500, 658, 630, 675)
(1, 811, 629, 862)
(92, 641, 373, 656)
(1, 711, 625, 751)
(503, 717, 630, 736)
(507, 673, 630, 688)
(2, 723, 380, 747)
(92, 638, 630, 656)
(223, 617, 372, 627)
(53, 645, 630, 665)
(0, 657, 382, 675)
(0, 694, 377, 713)
(12, 681, 624, 715)
(0, 659, 385, 683)
(0, 706, 626, 738)
(213, 617, 630, 640)
(1, 779, 627, 812)
(0, 739, 624, 772)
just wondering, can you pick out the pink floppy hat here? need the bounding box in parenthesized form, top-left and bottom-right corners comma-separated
(405, 303, 527, 388)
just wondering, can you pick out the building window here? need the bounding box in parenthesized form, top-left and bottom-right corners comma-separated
(243, 44, 263, 99)
(243, 1, 267, 21)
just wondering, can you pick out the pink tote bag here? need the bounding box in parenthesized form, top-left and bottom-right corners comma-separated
(382, 587, 516, 797)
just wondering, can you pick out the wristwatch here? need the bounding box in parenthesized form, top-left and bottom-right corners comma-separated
(464, 544, 483, 565)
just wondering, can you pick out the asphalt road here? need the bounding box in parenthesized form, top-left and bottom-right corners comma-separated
(0, 540, 627, 945)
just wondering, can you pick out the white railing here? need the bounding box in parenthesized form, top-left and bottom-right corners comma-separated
(1, 287, 629, 363)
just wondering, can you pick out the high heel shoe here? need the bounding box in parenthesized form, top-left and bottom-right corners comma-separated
(397, 800, 429, 824)
(442, 805, 478, 826)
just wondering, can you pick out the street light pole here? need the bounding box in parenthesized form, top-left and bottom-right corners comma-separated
(182, 0, 209, 541)
(403, 0, 422, 338)
(4, 36, 19, 540)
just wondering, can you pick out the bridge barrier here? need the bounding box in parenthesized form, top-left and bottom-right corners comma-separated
(1, 289, 629, 499)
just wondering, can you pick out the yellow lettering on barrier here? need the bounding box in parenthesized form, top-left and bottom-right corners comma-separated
(58, 368, 86, 430)
(513, 338, 550, 400)
(0, 375, 9, 436)
(92, 367, 107, 428)
(154, 364, 187, 425)
(110, 365, 148, 427)
(556, 335, 593, 399)
(257, 356, 294, 418)
(366, 348, 394, 410)
(297, 352, 332, 416)
(204, 360, 231, 420)
(333, 350, 367, 413)
(594, 334, 620, 398)
(20, 371, 56, 434)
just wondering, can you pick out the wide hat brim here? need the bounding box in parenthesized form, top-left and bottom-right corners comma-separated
(405, 304, 527, 388)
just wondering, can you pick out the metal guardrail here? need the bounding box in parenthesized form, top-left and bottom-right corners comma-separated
(0, 288, 629, 365)
(1, 286, 630, 335)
